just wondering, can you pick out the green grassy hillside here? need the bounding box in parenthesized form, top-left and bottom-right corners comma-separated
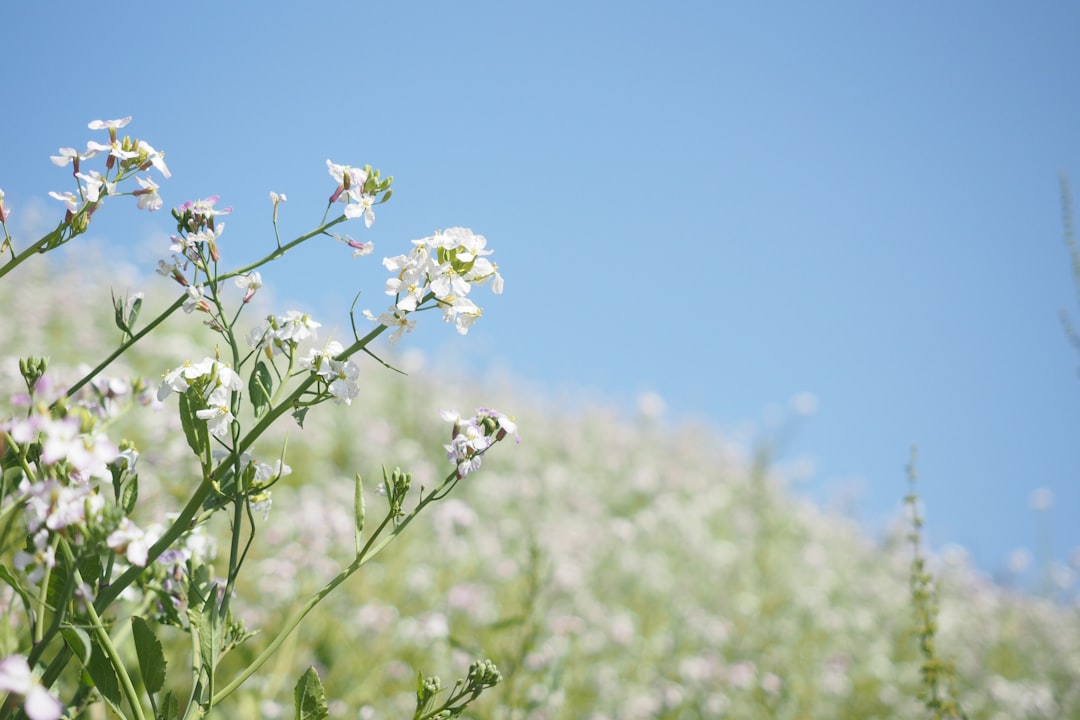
(2, 258, 1078, 719)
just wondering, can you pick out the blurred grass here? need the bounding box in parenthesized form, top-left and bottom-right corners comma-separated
(2, 257, 1079, 719)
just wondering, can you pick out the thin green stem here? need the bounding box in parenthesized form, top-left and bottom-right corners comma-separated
(0, 225, 65, 282)
(55, 214, 348, 405)
(38, 321, 390, 690)
(59, 541, 148, 720)
(211, 466, 457, 706)
(59, 293, 186, 403)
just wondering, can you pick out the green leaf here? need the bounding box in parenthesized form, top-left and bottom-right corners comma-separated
(112, 292, 128, 334)
(293, 666, 328, 720)
(0, 564, 32, 618)
(132, 616, 168, 694)
(86, 636, 122, 706)
(198, 585, 222, 677)
(78, 552, 103, 587)
(128, 295, 143, 327)
(121, 474, 139, 514)
(158, 691, 179, 720)
(292, 406, 309, 428)
(61, 626, 92, 666)
(249, 361, 273, 418)
(353, 472, 365, 556)
(178, 391, 209, 459)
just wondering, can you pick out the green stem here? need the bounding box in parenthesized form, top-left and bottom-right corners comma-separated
(59, 293, 186, 403)
(212, 469, 456, 706)
(56, 214, 348, 404)
(59, 541, 148, 720)
(0, 225, 65, 282)
(38, 322, 390, 690)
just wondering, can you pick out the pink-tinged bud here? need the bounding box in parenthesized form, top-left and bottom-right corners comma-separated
(496, 427, 507, 442)
(209, 239, 220, 263)
(329, 185, 345, 204)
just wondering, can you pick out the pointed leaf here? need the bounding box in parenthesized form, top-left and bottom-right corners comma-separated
(61, 626, 92, 666)
(178, 391, 209, 458)
(0, 565, 32, 617)
(158, 691, 179, 720)
(293, 666, 328, 720)
(249, 361, 272, 418)
(129, 295, 143, 327)
(292, 406, 309, 428)
(353, 473, 365, 556)
(199, 585, 222, 676)
(132, 616, 167, 694)
(86, 637, 122, 705)
(78, 552, 103, 587)
(112, 293, 128, 334)
(121, 474, 139, 514)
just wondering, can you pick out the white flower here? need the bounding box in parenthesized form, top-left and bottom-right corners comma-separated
(299, 340, 345, 380)
(137, 140, 171, 178)
(196, 386, 235, 438)
(37, 417, 118, 483)
(88, 117, 132, 131)
(364, 306, 415, 344)
(0, 654, 64, 720)
(75, 170, 115, 203)
(14, 529, 55, 584)
(344, 190, 376, 227)
(328, 359, 361, 405)
(182, 285, 210, 314)
(134, 176, 163, 211)
(234, 271, 262, 303)
(48, 191, 79, 214)
(158, 358, 213, 400)
(157, 358, 241, 402)
(441, 296, 482, 335)
(326, 160, 368, 199)
(273, 311, 321, 344)
(107, 518, 149, 566)
(50, 145, 98, 168)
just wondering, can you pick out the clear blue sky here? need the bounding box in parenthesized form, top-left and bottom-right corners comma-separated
(3, 2, 1079, 582)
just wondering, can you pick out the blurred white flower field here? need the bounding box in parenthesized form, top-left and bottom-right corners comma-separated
(3, 260, 1079, 719)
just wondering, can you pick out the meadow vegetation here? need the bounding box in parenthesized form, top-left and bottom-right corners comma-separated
(3, 258, 1079, 719)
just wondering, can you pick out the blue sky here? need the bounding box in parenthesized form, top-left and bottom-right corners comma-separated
(2, 1, 1079, 582)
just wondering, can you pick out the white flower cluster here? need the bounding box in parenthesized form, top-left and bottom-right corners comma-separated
(1, 409, 151, 581)
(327, 159, 377, 227)
(367, 227, 504, 339)
(46, 116, 170, 218)
(247, 310, 322, 358)
(300, 340, 361, 405)
(157, 357, 244, 438)
(441, 408, 518, 478)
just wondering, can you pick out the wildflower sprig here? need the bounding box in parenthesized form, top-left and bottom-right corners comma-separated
(0, 117, 170, 281)
(906, 448, 968, 720)
(0, 117, 512, 720)
(413, 659, 503, 720)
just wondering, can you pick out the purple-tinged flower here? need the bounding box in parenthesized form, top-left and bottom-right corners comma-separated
(0, 654, 63, 720)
